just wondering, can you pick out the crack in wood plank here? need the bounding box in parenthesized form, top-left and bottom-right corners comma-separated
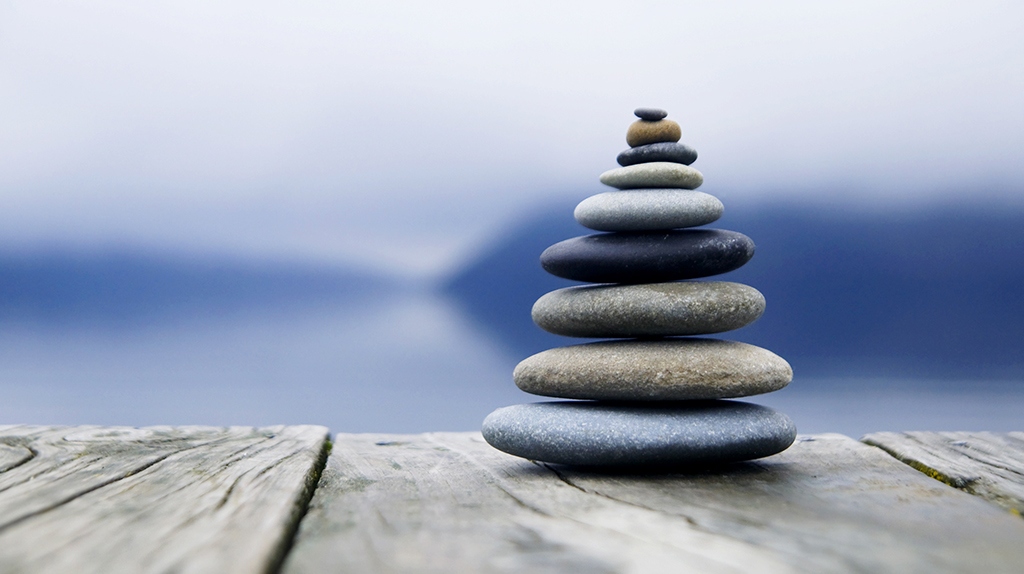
(0, 426, 230, 528)
(0, 444, 199, 533)
(0, 443, 35, 474)
(0, 425, 329, 574)
(862, 431, 1024, 517)
(545, 463, 705, 529)
(283, 432, 1024, 574)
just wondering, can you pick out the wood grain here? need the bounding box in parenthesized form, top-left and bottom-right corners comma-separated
(862, 431, 1024, 516)
(0, 425, 329, 574)
(283, 432, 1024, 574)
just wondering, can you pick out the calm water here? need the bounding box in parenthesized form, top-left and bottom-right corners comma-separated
(0, 289, 1020, 437)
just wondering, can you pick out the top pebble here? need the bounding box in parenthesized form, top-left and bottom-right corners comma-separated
(634, 107, 668, 121)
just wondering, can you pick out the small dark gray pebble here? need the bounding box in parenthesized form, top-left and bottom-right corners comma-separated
(617, 142, 698, 167)
(634, 107, 668, 121)
(540, 229, 755, 283)
(482, 400, 797, 467)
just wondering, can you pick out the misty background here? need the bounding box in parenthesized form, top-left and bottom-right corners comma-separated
(1, 1, 1022, 435)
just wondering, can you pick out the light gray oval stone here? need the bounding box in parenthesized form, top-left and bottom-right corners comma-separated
(599, 162, 704, 190)
(514, 338, 792, 401)
(482, 400, 797, 466)
(532, 281, 764, 338)
(574, 189, 723, 231)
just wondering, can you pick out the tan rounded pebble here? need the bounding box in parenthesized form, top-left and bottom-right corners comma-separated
(513, 338, 792, 401)
(626, 119, 681, 147)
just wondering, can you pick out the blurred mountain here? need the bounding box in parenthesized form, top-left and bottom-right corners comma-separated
(0, 251, 398, 328)
(443, 197, 1024, 379)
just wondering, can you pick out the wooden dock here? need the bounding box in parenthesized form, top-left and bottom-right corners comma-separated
(1, 426, 1022, 573)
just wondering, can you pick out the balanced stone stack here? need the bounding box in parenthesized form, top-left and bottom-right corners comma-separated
(482, 108, 797, 467)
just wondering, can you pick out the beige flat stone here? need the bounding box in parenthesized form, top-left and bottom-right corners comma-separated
(532, 281, 764, 338)
(514, 338, 792, 401)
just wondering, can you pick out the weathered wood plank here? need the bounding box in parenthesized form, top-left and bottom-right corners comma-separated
(862, 431, 1024, 516)
(0, 425, 329, 574)
(283, 432, 1024, 574)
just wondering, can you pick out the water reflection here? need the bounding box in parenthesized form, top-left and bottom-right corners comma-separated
(0, 289, 525, 433)
(0, 249, 1020, 436)
(0, 285, 1020, 436)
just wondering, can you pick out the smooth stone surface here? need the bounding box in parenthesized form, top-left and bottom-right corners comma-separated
(617, 142, 698, 166)
(574, 188, 723, 231)
(540, 229, 755, 283)
(532, 281, 765, 338)
(633, 107, 667, 121)
(600, 162, 703, 190)
(626, 119, 681, 147)
(482, 401, 797, 466)
(513, 338, 792, 400)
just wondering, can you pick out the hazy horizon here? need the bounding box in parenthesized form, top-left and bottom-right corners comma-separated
(3, 2, 1023, 278)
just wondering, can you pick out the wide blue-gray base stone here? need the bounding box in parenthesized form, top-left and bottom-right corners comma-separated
(482, 401, 796, 467)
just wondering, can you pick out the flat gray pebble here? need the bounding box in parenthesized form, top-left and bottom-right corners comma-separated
(514, 338, 792, 401)
(532, 281, 764, 338)
(574, 189, 723, 231)
(634, 107, 668, 120)
(482, 400, 797, 466)
(600, 162, 703, 190)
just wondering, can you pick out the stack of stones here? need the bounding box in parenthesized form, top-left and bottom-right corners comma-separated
(482, 108, 797, 467)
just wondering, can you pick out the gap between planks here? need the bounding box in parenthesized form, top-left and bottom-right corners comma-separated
(2, 426, 1022, 574)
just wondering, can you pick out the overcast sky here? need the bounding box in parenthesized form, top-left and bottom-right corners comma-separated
(2, 1, 1022, 277)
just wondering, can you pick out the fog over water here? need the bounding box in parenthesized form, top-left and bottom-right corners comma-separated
(1, 2, 1022, 434)
(3, 2, 1023, 275)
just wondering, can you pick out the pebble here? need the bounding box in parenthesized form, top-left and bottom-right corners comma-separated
(617, 142, 698, 167)
(514, 338, 792, 400)
(626, 119, 681, 147)
(634, 107, 668, 121)
(600, 162, 703, 190)
(481, 401, 797, 467)
(532, 281, 765, 338)
(574, 189, 723, 231)
(540, 229, 755, 283)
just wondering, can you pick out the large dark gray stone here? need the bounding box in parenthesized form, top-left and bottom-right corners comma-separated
(617, 142, 698, 167)
(481, 401, 797, 467)
(540, 230, 755, 283)
(532, 282, 765, 338)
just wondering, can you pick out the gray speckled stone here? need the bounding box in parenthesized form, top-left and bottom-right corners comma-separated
(514, 338, 792, 401)
(481, 400, 797, 466)
(617, 142, 698, 167)
(532, 281, 764, 338)
(574, 189, 723, 231)
(600, 162, 703, 190)
(540, 229, 755, 283)
(634, 107, 668, 121)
